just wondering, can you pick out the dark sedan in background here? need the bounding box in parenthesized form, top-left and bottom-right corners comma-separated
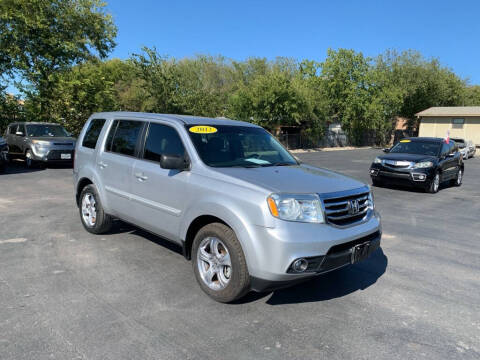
(369, 137, 463, 193)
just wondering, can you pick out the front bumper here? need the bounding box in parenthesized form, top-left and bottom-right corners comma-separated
(245, 210, 382, 287)
(369, 163, 434, 188)
(250, 230, 381, 292)
(31, 146, 74, 162)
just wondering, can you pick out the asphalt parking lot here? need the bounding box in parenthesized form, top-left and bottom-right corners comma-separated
(1, 149, 479, 360)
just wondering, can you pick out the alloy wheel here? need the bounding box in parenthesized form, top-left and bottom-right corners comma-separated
(197, 236, 232, 291)
(81, 193, 97, 227)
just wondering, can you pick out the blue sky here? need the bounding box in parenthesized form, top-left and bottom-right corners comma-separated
(106, 0, 480, 84)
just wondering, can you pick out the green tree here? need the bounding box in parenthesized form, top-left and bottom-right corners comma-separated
(0, 0, 117, 119)
(47, 59, 132, 134)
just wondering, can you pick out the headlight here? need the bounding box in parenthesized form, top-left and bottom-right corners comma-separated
(414, 161, 433, 168)
(267, 193, 324, 223)
(368, 192, 374, 210)
(32, 140, 50, 146)
(374, 157, 382, 164)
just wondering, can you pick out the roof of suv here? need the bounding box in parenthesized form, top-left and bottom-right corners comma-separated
(11, 122, 63, 126)
(91, 112, 260, 127)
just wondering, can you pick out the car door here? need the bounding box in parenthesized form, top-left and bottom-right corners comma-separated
(17, 124, 27, 154)
(6, 124, 19, 154)
(439, 142, 457, 180)
(130, 122, 190, 242)
(96, 119, 145, 222)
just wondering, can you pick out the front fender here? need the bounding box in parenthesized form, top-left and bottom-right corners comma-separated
(180, 196, 268, 275)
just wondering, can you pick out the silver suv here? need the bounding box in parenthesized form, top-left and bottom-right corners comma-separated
(73, 113, 382, 302)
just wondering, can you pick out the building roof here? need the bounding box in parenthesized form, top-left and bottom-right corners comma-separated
(91, 112, 259, 127)
(415, 106, 480, 117)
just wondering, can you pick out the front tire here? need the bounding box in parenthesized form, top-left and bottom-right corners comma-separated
(427, 171, 440, 193)
(79, 184, 112, 234)
(25, 150, 35, 168)
(192, 223, 250, 303)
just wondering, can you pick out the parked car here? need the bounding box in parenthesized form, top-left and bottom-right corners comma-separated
(74, 113, 382, 302)
(0, 135, 8, 172)
(451, 138, 469, 160)
(466, 140, 476, 158)
(370, 137, 463, 193)
(5, 122, 76, 168)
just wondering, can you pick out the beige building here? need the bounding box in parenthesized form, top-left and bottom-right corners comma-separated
(416, 107, 480, 146)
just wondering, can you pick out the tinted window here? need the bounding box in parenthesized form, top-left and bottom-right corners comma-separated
(390, 141, 441, 156)
(143, 123, 185, 162)
(187, 125, 297, 168)
(25, 124, 68, 137)
(441, 143, 450, 156)
(82, 119, 106, 149)
(105, 120, 118, 152)
(8, 124, 17, 134)
(110, 120, 143, 156)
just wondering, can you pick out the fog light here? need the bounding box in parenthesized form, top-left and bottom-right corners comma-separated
(292, 258, 308, 272)
(419, 175, 425, 180)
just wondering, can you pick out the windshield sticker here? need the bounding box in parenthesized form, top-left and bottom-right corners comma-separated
(189, 126, 217, 134)
(400, 139, 411, 143)
(245, 158, 270, 165)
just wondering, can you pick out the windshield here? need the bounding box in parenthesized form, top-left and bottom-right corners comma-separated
(187, 125, 298, 168)
(26, 124, 69, 137)
(390, 141, 441, 156)
(451, 139, 465, 148)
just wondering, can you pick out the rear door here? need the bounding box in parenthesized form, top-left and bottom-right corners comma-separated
(96, 119, 145, 222)
(130, 121, 190, 242)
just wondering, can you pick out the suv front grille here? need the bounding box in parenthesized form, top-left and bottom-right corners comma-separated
(47, 150, 74, 160)
(322, 190, 370, 227)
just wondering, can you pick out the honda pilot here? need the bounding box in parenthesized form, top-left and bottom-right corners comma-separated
(73, 112, 382, 302)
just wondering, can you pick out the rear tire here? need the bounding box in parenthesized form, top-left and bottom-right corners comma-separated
(371, 178, 383, 187)
(79, 184, 112, 234)
(192, 223, 250, 303)
(452, 168, 463, 187)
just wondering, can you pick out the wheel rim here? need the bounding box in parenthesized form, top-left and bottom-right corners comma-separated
(433, 174, 440, 192)
(26, 152, 32, 167)
(197, 237, 232, 291)
(81, 193, 97, 227)
(457, 169, 463, 184)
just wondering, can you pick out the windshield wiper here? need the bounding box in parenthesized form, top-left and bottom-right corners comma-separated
(261, 162, 295, 167)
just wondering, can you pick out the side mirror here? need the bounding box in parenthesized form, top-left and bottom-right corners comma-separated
(160, 154, 189, 170)
(16, 131, 24, 136)
(383, 148, 390, 153)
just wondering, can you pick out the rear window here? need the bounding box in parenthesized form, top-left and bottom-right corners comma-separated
(82, 119, 106, 149)
(107, 120, 144, 156)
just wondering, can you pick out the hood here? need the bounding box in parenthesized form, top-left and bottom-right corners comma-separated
(210, 164, 366, 194)
(378, 153, 436, 162)
(28, 136, 76, 143)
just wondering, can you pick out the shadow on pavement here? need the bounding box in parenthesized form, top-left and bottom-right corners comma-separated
(239, 248, 388, 305)
(106, 220, 387, 306)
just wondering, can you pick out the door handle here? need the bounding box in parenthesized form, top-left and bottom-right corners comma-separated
(98, 161, 108, 169)
(134, 172, 148, 181)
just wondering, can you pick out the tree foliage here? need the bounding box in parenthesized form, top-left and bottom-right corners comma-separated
(0, 0, 117, 119)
